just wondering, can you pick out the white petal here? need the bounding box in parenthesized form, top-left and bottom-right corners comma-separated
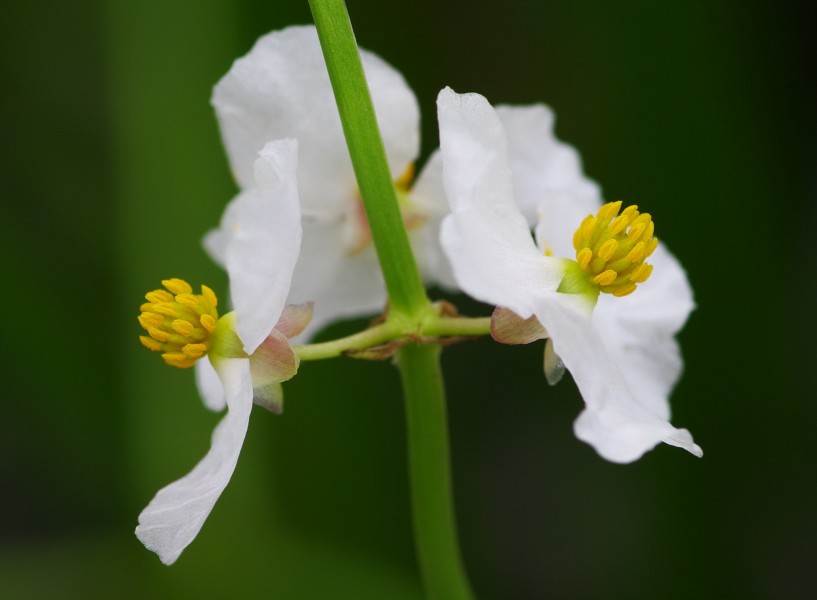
(492, 105, 602, 258)
(493, 104, 602, 259)
(202, 207, 233, 269)
(224, 139, 302, 354)
(135, 357, 254, 564)
(533, 192, 599, 261)
(195, 355, 225, 412)
(496, 104, 602, 227)
(411, 150, 458, 289)
(591, 243, 695, 419)
(533, 295, 702, 463)
(411, 150, 447, 217)
(287, 216, 386, 341)
(436, 87, 564, 317)
(212, 25, 419, 215)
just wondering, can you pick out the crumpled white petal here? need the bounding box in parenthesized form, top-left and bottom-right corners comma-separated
(592, 244, 695, 420)
(437, 87, 565, 317)
(533, 296, 702, 463)
(212, 25, 419, 216)
(205, 139, 302, 354)
(495, 104, 602, 226)
(136, 357, 253, 564)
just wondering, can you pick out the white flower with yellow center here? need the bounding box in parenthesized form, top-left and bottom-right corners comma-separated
(436, 87, 701, 463)
(135, 139, 307, 564)
(206, 25, 453, 339)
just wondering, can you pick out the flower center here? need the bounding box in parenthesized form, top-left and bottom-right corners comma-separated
(343, 163, 427, 256)
(138, 278, 219, 368)
(572, 201, 658, 297)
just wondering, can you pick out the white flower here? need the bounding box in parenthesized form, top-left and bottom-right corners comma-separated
(207, 25, 453, 340)
(436, 87, 701, 463)
(135, 139, 307, 564)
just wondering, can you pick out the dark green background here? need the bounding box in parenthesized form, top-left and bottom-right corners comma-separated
(2, 0, 814, 598)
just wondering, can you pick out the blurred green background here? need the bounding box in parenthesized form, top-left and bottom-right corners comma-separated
(2, 0, 814, 598)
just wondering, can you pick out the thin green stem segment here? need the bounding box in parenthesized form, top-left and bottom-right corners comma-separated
(398, 344, 475, 600)
(308, 0, 428, 320)
(293, 321, 398, 361)
(292, 315, 492, 361)
(423, 316, 492, 339)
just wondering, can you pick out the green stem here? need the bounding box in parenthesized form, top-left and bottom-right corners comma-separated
(308, 0, 428, 321)
(423, 316, 492, 338)
(292, 316, 493, 361)
(292, 321, 398, 361)
(309, 2, 474, 596)
(398, 344, 475, 600)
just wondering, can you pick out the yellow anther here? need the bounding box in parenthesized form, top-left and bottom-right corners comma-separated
(626, 242, 646, 263)
(629, 263, 654, 284)
(573, 215, 593, 248)
(182, 343, 208, 358)
(200, 314, 217, 333)
(162, 278, 193, 295)
(577, 247, 593, 270)
(147, 327, 171, 342)
(628, 222, 646, 240)
(138, 279, 220, 369)
(581, 217, 597, 242)
(609, 214, 630, 235)
(597, 239, 619, 261)
(571, 201, 658, 296)
(138, 313, 163, 329)
(593, 270, 618, 287)
(162, 352, 195, 369)
(140, 336, 164, 352)
(612, 282, 637, 297)
(145, 290, 174, 304)
(175, 294, 200, 309)
(172, 319, 194, 337)
(597, 200, 622, 221)
(201, 285, 218, 309)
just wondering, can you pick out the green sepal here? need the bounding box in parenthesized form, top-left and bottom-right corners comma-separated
(557, 259, 601, 306)
(210, 312, 248, 361)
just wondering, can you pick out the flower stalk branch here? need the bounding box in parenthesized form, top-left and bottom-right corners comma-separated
(292, 314, 493, 362)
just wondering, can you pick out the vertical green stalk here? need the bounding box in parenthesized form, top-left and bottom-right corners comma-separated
(399, 344, 475, 600)
(308, 0, 427, 321)
(308, 1, 474, 597)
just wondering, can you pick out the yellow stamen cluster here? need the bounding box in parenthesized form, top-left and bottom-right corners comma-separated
(572, 201, 658, 297)
(138, 278, 219, 368)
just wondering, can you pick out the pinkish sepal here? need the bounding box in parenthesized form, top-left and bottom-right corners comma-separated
(490, 306, 547, 345)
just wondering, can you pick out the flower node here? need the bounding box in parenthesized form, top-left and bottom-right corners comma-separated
(572, 201, 658, 297)
(138, 278, 219, 368)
